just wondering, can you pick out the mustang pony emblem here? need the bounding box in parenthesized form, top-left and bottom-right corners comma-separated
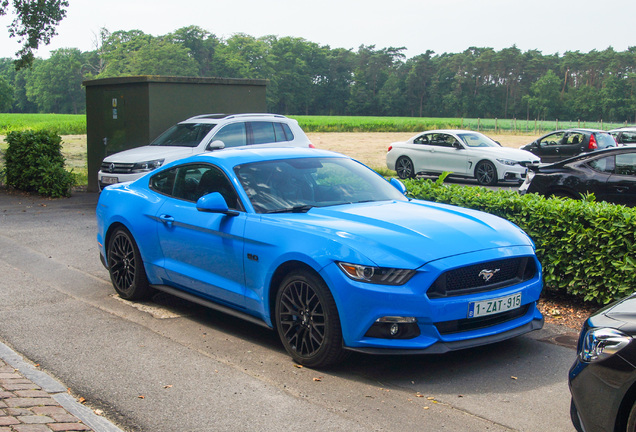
(478, 268, 500, 282)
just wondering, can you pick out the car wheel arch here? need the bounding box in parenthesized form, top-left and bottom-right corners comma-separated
(104, 222, 128, 264)
(615, 381, 636, 431)
(268, 260, 325, 331)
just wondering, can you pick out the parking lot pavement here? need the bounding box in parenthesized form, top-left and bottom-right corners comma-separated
(0, 342, 123, 432)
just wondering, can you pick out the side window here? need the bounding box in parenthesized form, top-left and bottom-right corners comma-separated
(212, 123, 247, 148)
(273, 122, 294, 142)
(191, 165, 242, 210)
(149, 167, 177, 195)
(150, 164, 242, 210)
(413, 134, 430, 144)
(250, 122, 277, 145)
(430, 133, 456, 148)
(622, 132, 636, 144)
(539, 132, 565, 146)
(615, 154, 636, 176)
(588, 156, 615, 173)
(565, 133, 584, 145)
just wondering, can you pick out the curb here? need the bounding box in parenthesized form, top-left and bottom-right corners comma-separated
(0, 341, 124, 432)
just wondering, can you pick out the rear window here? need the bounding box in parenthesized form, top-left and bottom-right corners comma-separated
(595, 132, 617, 149)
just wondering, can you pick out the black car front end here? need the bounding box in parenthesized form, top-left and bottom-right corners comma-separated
(569, 295, 636, 432)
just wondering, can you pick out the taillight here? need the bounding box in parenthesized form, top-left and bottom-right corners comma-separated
(308, 143, 316, 148)
(388, 145, 393, 152)
(588, 134, 597, 150)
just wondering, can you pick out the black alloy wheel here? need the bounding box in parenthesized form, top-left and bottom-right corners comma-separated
(275, 270, 347, 368)
(107, 227, 152, 300)
(475, 160, 498, 186)
(396, 156, 415, 179)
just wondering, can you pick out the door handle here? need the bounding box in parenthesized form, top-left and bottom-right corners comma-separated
(159, 214, 175, 226)
(614, 187, 629, 193)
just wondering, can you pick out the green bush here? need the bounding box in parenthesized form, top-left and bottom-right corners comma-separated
(403, 177, 636, 305)
(2, 130, 76, 198)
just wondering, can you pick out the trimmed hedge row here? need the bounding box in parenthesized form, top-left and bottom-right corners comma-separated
(403, 177, 636, 305)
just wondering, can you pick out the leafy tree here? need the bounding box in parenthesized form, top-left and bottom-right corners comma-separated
(25, 48, 84, 113)
(1, 0, 69, 69)
(526, 70, 562, 120)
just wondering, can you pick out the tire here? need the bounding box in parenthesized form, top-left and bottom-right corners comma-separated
(395, 156, 415, 179)
(627, 401, 636, 432)
(107, 227, 152, 300)
(475, 160, 498, 186)
(275, 270, 348, 368)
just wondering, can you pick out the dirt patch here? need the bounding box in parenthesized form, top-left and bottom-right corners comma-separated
(307, 132, 541, 169)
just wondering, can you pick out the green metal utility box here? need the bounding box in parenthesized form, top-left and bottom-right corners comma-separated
(83, 75, 268, 192)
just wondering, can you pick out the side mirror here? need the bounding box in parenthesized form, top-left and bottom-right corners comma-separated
(207, 140, 225, 151)
(453, 142, 463, 149)
(196, 192, 238, 216)
(389, 178, 407, 195)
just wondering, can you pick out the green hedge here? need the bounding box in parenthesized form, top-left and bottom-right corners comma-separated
(2, 130, 76, 198)
(403, 177, 636, 305)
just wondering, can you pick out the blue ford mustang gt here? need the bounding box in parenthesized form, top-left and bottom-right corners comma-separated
(96, 147, 544, 367)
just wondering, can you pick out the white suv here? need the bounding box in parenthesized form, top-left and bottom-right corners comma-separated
(98, 113, 313, 189)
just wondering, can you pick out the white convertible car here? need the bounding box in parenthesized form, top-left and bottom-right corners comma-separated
(386, 130, 540, 185)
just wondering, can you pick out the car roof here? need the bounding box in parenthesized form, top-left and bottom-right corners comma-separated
(417, 129, 486, 135)
(544, 145, 636, 166)
(609, 126, 636, 132)
(179, 113, 291, 124)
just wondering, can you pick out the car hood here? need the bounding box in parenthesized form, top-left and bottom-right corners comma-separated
(589, 294, 636, 334)
(273, 200, 533, 269)
(102, 146, 197, 163)
(468, 146, 539, 162)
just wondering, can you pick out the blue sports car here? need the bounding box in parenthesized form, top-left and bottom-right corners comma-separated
(96, 147, 544, 367)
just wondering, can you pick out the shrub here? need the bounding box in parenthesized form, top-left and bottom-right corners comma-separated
(403, 177, 636, 305)
(2, 130, 76, 198)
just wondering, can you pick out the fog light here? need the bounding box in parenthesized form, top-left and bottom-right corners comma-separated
(390, 323, 399, 336)
(364, 316, 420, 339)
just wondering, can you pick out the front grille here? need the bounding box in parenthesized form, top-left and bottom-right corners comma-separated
(427, 257, 536, 299)
(100, 162, 136, 174)
(435, 304, 530, 335)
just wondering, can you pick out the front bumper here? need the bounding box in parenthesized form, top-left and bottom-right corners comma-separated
(98, 171, 145, 190)
(320, 246, 544, 352)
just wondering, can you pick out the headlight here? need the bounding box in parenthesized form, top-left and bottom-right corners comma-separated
(131, 159, 164, 173)
(337, 262, 415, 285)
(580, 328, 632, 362)
(496, 158, 519, 166)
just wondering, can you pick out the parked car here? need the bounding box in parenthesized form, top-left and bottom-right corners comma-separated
(521, 128, 616, 163)
(386, 130, 539, 185)
(569, 293, 636, 432)
(609, 127, 636, 146)
(97, 147, 544, 367)
(98, 113, 313, 190)
(519, 147, 636, 206)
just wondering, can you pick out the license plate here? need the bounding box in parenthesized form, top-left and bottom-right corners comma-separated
(468, 292, 522, 318)
(102, 176, 119, 185)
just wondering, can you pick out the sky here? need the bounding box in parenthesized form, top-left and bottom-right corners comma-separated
(1, 0, 635, 60)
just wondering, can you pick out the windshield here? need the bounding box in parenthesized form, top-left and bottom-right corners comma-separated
(457, 132, 500, 148)
(150, 123, 215, 147)
(235, 157, 408, 213)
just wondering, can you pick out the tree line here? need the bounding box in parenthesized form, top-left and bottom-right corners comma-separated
(1, 26, 636, 123)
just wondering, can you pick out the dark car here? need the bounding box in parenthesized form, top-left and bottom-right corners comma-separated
(569, 293, 636, 432)
(519, 147, 636, 206)
(521, 128, 616, 163)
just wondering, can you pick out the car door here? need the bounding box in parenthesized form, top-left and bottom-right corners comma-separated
(604, 153, 636, 206)
(560, 132, 587, 159)
(537, 131, 566, 162)
(150, 163, 247, 307)
(411, 133, 468, 175)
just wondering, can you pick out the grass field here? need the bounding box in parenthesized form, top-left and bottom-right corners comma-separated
(0, 113, 628, 135)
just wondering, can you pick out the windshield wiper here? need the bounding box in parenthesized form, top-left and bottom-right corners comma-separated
(266, 205, 314, 214)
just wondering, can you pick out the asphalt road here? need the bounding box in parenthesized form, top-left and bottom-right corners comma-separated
(0, 189, 578, 431)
